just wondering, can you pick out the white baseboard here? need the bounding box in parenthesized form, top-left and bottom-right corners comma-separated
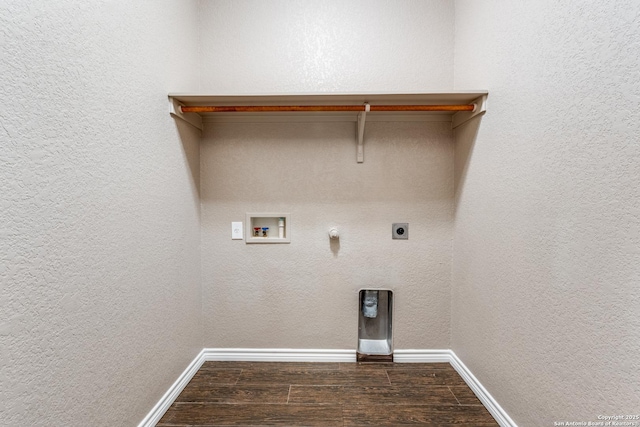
(448, 351, 518, 427)
(139, 348, 516, 427)
(393, 349, 453, 363)
(394, 349, 517, 427)
(203, 347, 356, 362)
(137, 349, 206, 427)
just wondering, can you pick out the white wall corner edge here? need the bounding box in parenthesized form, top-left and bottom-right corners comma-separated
(138, 348, 517, 427)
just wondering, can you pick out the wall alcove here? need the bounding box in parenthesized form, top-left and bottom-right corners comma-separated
(171, 90, 489, 357)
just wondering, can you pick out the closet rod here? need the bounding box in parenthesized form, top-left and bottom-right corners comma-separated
(180, 104, 475, 113)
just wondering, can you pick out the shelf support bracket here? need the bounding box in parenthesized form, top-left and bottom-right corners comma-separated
(356, 103, 370, 163)
(452, 95, 487, 129)
(169, 97, 203, 131)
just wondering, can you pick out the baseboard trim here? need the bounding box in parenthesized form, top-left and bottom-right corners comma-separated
(203, 348, 357, 362)
(393, 349, 453, 363)
(449, 351, 518, 427)
(137, 349, 206, 427)
(139, 348, 516, 427)
(394, 349, 516, 427)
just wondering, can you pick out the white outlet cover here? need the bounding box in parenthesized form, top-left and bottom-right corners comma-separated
(232, 222, 243, 239)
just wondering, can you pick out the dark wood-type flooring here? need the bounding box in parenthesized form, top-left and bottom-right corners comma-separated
(157, 361, 499, 426)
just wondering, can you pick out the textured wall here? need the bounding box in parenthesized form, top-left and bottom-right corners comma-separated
(0, 1, 202, 425)
(198, 1, 456, 349)
(9, 1, 637, 425)
(201, 121, 453, 349)
(453, 1, 640, 425)
(198, 0, 455, 93)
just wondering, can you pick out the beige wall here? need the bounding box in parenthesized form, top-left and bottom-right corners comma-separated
(5, 1, 638, 425)
(453, 1, 640, 425)
(197, 0, 455, 93)
(201, 121, 453, 349)
(198, 0, 457, 350)
(0, 2, 202, 425)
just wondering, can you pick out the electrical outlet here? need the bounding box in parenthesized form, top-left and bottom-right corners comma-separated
(392, 223, 408, 239)
(232, 222, 243, 240)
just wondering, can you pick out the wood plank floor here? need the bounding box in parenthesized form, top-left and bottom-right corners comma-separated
(157, 361, 499, 427)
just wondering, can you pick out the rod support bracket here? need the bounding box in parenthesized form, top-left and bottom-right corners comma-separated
(169, 97, 203, 131)
(452, 95, 487, 129)
(356, 103, 370, 163)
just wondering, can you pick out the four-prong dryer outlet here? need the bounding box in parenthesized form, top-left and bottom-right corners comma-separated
(392, 223, 408, 239)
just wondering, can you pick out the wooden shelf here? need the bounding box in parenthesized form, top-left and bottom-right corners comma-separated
(168, 91, 488, 162)
(169, 92, 486, 126)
